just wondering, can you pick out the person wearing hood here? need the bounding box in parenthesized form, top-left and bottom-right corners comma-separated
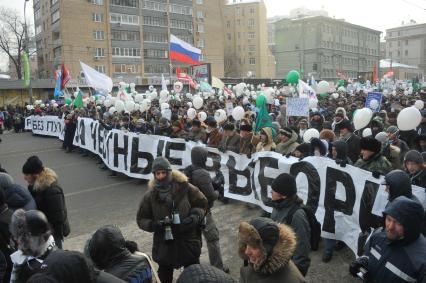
(330, 140, 352, 167)
(27, 250, 127, 283)
(331, 111, 345, 135)
(382, 170, 420, 203)
(136, 157, 208, 283)
(238, 217, 306, 283)
(9, 209, 57, 283)
(309, 138, 327, 157)
(293, 143, 310, 159)
(86, 225, 153, 282)
(186, 119, 207, 143)
(270, 174, 311, 276)
(0, 173, 36, 211)
(22, 156, 70, 249)
(385, 126, 410, 164)
(176, 264, 236, 283)
(355, 137, 392, 176)
(350, 196, 426, 283)
(276, 128, 299, 155)
(255, 127, 276, 152)
(310, 112, 324, 132)
(404, 150, 426, 188)
(337, 119, 360, 163)
(183, 147, 227, 272)
(218, 123, 240, 154)
(154, 117, 172, 137)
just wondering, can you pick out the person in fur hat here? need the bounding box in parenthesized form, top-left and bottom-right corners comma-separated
(22, 156, 70, 249)
(238, 217, 306, 283)
(136, 157, 208, 283)
(354, 137, 392, 177)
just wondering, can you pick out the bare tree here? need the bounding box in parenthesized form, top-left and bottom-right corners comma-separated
(0, 8, 30, 79)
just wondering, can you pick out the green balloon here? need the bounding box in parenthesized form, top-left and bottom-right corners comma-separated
(338, 79, 345, 87)
(319, 93, 328, 98)
(256, 94, 266, 108)
(65, 98, 72, 105)
(286, 70, 300, 84)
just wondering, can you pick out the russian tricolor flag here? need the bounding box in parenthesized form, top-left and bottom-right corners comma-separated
(170, 34, 201, 65)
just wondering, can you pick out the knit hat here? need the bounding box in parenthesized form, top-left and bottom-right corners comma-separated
(177, 264, 237, 283)
(240, 124, 252, 132)
(279, 127, 293, 139)
(22, 156, 44, 175)
(0, 173, 14, 190)
(387, 125, 399, 134)
(223, 123, 235, 131)
(205, 116, 217, 127)
(404, 150, 423, 165)
(337, 119, 353, 132)
(271, 173, 297, 197)
(151, 157, 172, 172)
(359, 137, 382, 153)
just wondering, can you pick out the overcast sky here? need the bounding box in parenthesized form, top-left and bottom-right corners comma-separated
(1, 0, 425, 71)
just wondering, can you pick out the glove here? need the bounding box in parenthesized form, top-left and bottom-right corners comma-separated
(247, 153, 252, 159)
(180, 214, 200, 232)
(285, 153, 291, 158)
(336, 159, 347, 168)
(372, 171, 381, 179)
(349, 256, 369, 278)
(151, 220, 164, 232)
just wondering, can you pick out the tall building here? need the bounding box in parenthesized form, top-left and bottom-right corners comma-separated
(385, 21, 426, 76)
(223, 0, 275, 79)
(272, 13, 381, 81)
(33, 0, 220, 83)
(193, 0, 226, 77)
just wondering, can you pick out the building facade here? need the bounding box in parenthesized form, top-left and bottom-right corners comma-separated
(273, 15, 381, 81)
(223, 0, 275, 79)
(385, 21, 426, 76)
(33, 0, 225, 83)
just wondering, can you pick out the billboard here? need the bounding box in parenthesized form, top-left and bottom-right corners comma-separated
(191, 63, 211, 85)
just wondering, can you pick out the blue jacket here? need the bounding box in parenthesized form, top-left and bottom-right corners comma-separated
(364, 196, 426, 283)
(4, 184, 36, 211)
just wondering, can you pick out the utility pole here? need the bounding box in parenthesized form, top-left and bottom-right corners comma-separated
(24, 0, 33, 104)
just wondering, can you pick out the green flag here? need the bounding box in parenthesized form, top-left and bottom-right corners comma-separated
(22, 52, 30, 88)
(74, 91, 84, 108)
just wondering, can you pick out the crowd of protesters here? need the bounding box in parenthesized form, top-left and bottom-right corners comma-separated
(0, 81, 425, 282)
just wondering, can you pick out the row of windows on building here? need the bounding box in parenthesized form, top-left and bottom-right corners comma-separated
(91, 0, 192, 16)
(387, 40, 409, 48)
(321, 25, 379, 42)
(322, 55, 376, 67)
(227, 57, 256, 66)
(226, 19, 256, 29)
(94, 30, 192, 45)
(320, 41, 378, 55)
(388, 50, 409, 57)
(224, 6, 256, 17)
(227, 32, 256, 41)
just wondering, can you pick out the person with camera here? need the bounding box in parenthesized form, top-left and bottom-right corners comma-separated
(349, 196, 426, 283)
(137, 157, 208, 283)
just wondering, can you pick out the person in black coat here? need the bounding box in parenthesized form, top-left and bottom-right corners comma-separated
(0, 188, 13, 282)
(86, 225, 153, 283)
(63, 114, 77, 153)
(336, 119, 360, 163)
(22, 156, 70, 249)
(0, 173, 36, 211)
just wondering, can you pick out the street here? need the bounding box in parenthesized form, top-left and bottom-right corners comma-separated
(0, 131, 359, 282)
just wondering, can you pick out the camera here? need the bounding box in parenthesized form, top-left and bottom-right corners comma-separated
(160, 216, 174, 241)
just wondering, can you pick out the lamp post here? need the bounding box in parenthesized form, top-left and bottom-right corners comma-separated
(24, 0, 33, 104)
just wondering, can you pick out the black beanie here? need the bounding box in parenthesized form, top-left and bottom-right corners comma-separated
(249, 217, 279, 257)
(279, 127, 293, 139)
(359, 137, 382, 154)
(22, 156, 44, 175)
(152, 157, 172, 172)
(271, 173, 297, 197)
(240, 124, 252, 132)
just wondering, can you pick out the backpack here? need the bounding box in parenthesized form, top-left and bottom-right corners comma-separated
(285, 205, 321, 251)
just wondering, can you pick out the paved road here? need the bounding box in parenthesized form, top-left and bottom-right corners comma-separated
(0, 131, 359, 282)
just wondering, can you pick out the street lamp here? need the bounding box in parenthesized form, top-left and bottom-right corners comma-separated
(24, 0, 33, 104)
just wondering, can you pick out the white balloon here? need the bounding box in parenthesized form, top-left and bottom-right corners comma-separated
(125, 100, 135, 112)
(362, 128, 372, 137)
(303, 128, 320, 143)
(187, 108, 197, 119)
(135, 93, 144, 103)
(193, 96, 204, 109)
(375, 132, 388, 143)
(232, 106, 245, 121)
(186, 93, 192, 99)
(40, 104, 45, 108)
(243, 97, 250, 105)
(141, 99, 151, 110)
(187, 102, 193, 108)
(317, 81, 330, 93)
(115, 100, 125, 112)
(160, 90, 169, 100)
(353, 108, 373, 130)
(161, 103, 170, 111)
(214, 109, 227, 123)
(109, 107, 117, 115)
(309, 99, 318, 109)
(332, 93, 339, 99)
(369, 99, 379, 110)
(26, 105, 32, 110)
(149, 92, 158, 100)
(414, 100, 424, 110)
(198, 111, 207, 122)
(397, 107, 422, 131)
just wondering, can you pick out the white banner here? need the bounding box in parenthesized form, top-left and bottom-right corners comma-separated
(25, 116, 65, 139)
(28, 116, 426, 255)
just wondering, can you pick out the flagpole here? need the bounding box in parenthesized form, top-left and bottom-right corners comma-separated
(167, 0, 173, 78)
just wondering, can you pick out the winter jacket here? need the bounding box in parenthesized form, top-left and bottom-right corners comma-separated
(339, 132, 361, 163)
(184, 147, 218, 209)
(206, 128, 222, 148)
(363, 197, 426, 283)
(28, 168, 70, 240)
(218, 132, 240, 154)
(271, 198, 311, 276)
(409, 169, 426, 188)
(4, 184, 36, 211)
(63, 120, 77, 148)
(187, 128, 207, 143)
(238, 222, 306, 283)
(383, 144, 402, 169)
(255, 127, 276, 152)
(177, 264, 237, 283)
(239, 133, 260, 155)
(87, 225, 152, 283)
(153, 125, 172, 137)
(354, 152, 393, 175)
(276, 131, 300, 155)
(136, 170, 208, 268)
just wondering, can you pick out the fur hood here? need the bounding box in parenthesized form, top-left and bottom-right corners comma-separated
(33, 168, 58, 191)
(148, 169, 188, 189)
(238, 222, 296, 275)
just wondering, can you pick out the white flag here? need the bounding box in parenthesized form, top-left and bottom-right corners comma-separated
(80, 61, 113, 93)
(161, 74, 167, 91)
(298, 79, 317, 99)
